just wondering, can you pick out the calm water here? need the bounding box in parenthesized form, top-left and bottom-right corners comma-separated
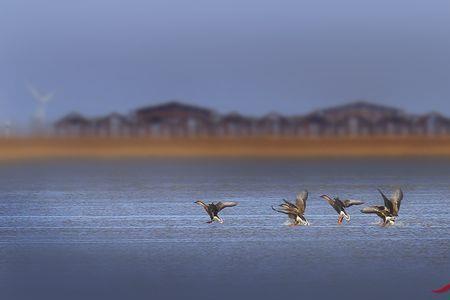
(0, 159, 448, 300)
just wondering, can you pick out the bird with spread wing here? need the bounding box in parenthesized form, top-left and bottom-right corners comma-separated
(195, 200, 238, 223)
(361, 188, 403, 226)
(272, 190, 310, 226)
(320, 195, 364, 224)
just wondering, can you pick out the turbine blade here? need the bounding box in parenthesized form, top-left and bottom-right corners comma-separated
(26, 83, 42, 100)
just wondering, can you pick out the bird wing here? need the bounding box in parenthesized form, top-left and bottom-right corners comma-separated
(321, 194, 335, 206)
(321, 195, 343, 214)
(195, 201, 213, 218)
(279, 203, 294, 210)
(283, 199, 297, 208)
(272, 206, 296, 216)
(390, 188, 403, 216)
(281, 200, 301, 214)
(360, 206, 385, 213)
(361, 206, 389, 220)
(216, 201, 238, 212)
(377, 189, 394, 214)
(295, 190, 308, 215)
(343, 199, 364, 207)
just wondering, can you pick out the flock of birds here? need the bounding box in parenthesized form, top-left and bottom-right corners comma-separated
(195, 188, 404, 226)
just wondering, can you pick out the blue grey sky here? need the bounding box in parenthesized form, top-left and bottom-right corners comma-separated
(1, 0, 449, 124)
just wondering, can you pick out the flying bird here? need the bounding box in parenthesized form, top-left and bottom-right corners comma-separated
(320, 195, 364, 224)
(361, 188, 403, 226)
(272, 190, 310, 226)
(194, 200, 238, 223)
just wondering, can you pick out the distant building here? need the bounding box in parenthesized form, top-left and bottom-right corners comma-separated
(334, 115, 373, 136)
(92, 113, 134, 137)
(415, 113, 450, 136)
(218, 112, 255, 136)
(54, 100, 450, 138)
(134, 101, 216, 137)
(256, 113, 292, 136)
(54, 112, 91, 136)
(315, 101, 403, 123)
(294, 114, 330, 137)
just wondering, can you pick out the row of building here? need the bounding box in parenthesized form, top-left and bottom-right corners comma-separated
(54, 101, 450, 137)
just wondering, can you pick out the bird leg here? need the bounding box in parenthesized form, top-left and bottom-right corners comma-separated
(337, 215, 344, 225)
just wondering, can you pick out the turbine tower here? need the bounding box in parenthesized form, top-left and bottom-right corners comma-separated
(27, 83, 55, 126)
(2, 120, 11, 137)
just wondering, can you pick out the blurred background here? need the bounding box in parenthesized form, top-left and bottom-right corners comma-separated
(0, 0, 449, 140)
(0, 1, 449, 300)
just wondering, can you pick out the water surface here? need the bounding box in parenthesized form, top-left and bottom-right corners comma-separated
(0, 159, 448, 299)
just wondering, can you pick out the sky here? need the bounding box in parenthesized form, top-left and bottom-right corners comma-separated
(0, 0, 449, 125)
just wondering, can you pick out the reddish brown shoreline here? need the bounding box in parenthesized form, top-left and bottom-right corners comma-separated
(1, 136, 450, 161)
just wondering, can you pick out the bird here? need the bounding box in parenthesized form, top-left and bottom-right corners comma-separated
(194, 200, 238, 223)
(360, 188, 403, 226)
(320, 195, 364, 224)
(272, 190, 310, 226)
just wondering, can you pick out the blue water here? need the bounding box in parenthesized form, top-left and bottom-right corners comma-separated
(0, 159, 448, 299)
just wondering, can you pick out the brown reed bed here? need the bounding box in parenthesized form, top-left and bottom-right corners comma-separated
(1, 136, 450, 161)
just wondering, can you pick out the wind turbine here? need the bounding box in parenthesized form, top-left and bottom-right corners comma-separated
(26, 83, 55, 126)
(2, 120, 11, 137)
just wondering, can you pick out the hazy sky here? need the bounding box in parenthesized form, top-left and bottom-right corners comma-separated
(1, 0, 449, 124)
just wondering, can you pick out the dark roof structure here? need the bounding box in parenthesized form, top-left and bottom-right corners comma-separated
(93, 113, 133, 126)
(53, 99, 450, 137)
(135, 101, 215, 118)
(54, 112, 90, 126)
(221, 112, 254, 124)
(317, 100, 403, 115)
